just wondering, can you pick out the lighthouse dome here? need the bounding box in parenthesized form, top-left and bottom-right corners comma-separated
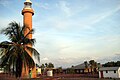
(25, 0, 32, 3)
(24, 0, 32, 9)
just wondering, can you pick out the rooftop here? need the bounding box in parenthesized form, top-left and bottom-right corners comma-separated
(99, 67, 120, 71)
(72, 63, 90, 69)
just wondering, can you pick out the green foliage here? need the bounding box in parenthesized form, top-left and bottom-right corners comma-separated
(56, 67, 63, 74)
(103, 61, 120, 67)
(48, 63, 54, 68)
(40, 63, 54, 74)
(0, 22, 40, 78)
(44, 62, 54, 68)
(41, 64, 45, 69)
(88, 60, 99, 73)
(40, 64, 45, 74)
(45, 63, 48, 68)
(84, 61, 88, 68)
(66, 68, 75, 74)
(89, 60, 98, 68)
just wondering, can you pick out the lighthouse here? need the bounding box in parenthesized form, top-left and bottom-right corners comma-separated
(22, 0, 36, 78)
(22, 0, 34, 39)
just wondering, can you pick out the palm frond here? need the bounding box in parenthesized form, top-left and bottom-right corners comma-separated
(26, 46, 40, 63)
(22, 50, 35, 68)
(24, 29, 34, 38)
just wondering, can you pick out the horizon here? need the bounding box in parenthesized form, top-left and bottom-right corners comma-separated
(0, 0, 120, 68)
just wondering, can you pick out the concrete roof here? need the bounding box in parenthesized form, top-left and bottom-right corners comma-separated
(99, 67, 120, 71)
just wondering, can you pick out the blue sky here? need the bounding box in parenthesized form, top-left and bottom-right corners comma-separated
(0, 0, 120, 68)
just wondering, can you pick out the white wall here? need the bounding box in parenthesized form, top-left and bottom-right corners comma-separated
(37, 68, 41, 74)
(99, 71, 101, 78)
(99, 67, 120, 78)
(118, 68, 120, 78)
(47, 70, 53, 76)
(103, 70, 118, 78)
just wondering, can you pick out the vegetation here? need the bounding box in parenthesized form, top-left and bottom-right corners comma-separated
(0, 22, 40, 78)
(43, 63, 54, 68)
(102, 61, 120, 67)
(84, 61, 89, 72)
(56, 67, 63, 74)
(89, 60, 98, 73)
(66, 68, 75, 74)
(83, 60, 100, 74)
(40, 62, 54, 74)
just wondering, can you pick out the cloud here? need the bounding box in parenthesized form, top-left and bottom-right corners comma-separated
(35, 4, 120, 32)
(115, 54, 120, 55)
(42, 57, 49, 61)
(53, 53, 120, 67)
(57, 1, 88, 17)
(0, 19, 8, 28)
(34, 2, 49, 10)
(39, 57, 50, 64)
(83, 5, 120, 29)
(0, 0, 22, 16)
(33, 23, 120, 67)
(97, 55, 120, 64)
(66, 5, 120, 30)
(51, 57, 81, 67)
(0, 0, 11, 7)
(34, 28, 120, 57)
(58, 1, 71, 17)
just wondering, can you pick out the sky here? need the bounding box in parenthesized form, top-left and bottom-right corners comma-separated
(0, 0, 120, 68)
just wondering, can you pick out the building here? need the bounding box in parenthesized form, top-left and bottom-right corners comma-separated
(36, 68, 41, 77)
(62, 63, 98, 74)
(72, 63, 91, 74)
(99, 67, 120, 78)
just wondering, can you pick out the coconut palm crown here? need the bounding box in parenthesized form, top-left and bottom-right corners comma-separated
(0, 22, 40, 78)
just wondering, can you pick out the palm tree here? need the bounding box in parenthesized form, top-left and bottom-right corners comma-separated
(89, 60, 95, 74)
(89, 60, 98, 74)
(0, 22, 40, 78)
(84, 61, 89, 73)
(41, 64, 45, 74)
(45, 63, 48, 68)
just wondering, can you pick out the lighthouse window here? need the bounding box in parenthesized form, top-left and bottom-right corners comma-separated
(24, 3, 31, 8)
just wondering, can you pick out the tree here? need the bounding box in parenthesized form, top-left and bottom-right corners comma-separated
(45, 63, 48, 68)
(89, 60, 98, 74)
(84, 61, 89, 73)
(103, 61, 120, 67)
(0, 22, 40, 78)
(48, 63, 54, 68)
(97, 63, 101, 69)
(41, 64, 45, 69)
(41, 64, 45, 74)
(116, 61, 120, 66)
(57, 67, 63, 74)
